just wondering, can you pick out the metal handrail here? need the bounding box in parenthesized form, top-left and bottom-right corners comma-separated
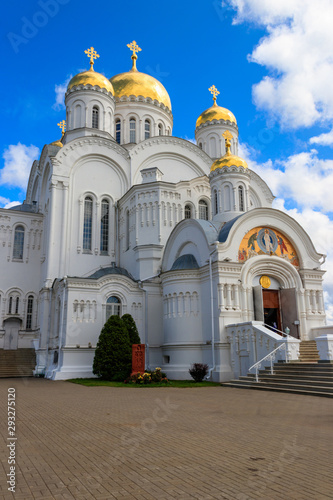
(262, 323, 291, 338)
(249, 343, 288, 383)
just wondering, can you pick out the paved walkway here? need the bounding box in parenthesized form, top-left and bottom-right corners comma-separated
(0, 379, 333, 500)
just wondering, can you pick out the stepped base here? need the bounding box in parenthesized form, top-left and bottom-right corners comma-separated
(0, 349, 36, 378)
(223, 361, 333, 398)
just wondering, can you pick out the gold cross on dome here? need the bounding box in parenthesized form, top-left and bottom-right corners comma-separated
(127, 40, 142, 57)
(223, 130, 233, 155)
(84, 46, 100, 68)
(57, 120, 66, 135)
(209, 85, 220, 104)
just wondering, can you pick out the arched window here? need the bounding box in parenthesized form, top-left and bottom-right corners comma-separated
(125, 209, 130, 250)
(238, 186, 245, 212)
(184, 204, 192, 219)
(199, 142, 203, 149)
(15, 297, 19, 314)
(13, 225, 25, 260)
(214, 190, 218, 215)
(129, 118, 136, 143)
(92, 106, 99, 129)
(115, 119, 121, 144)
(83, 196, 93, 251)
(145, 119, 151, 140)
(106, 296, 121, 320)
(8, 296, 13, 314)
(100, 199, 109, 254)
(158, 123, 163, 136)
(26, 295, 34, 330)
(199, 200, 208, 220)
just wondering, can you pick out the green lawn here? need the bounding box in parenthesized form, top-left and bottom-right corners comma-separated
(68, 378, 221, 388)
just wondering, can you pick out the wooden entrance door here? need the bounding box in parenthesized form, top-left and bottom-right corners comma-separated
(263, 290, 281, 332)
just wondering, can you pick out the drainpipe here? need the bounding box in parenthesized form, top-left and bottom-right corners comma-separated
(206, 248, 217, 380)
(55, 277, 67, 378)
(115, 202, 119, 267)
(44, 286, 53, 376)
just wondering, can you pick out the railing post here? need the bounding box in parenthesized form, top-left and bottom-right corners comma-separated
(255, 367, 259, 383)
(270, 355, 274, 375)
(285, 343, 289, 363)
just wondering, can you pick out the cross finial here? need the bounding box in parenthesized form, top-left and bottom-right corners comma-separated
(209, 85, 220, 106)
(223, 130, 233, 155)
(84, 46, 100, 70)
(57, 120, 66, 135)
(127, 40, 142, 71)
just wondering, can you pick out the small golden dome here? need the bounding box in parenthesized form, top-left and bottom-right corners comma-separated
(211, 153, 247, 171)
(67, 67, 114, 94)
(211, 130, 247, 171)
(49, 139, 63, 148)
(110, 68, 171, 110)
(196, 102, 237, 128)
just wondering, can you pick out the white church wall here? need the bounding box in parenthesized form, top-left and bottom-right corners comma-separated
(130, 137, 211, 185)
(0, 209, 43, 346)
(195, 121, 239, 159)
(114, 100, 173, 144)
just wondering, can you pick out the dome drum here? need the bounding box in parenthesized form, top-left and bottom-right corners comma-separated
(65, 88, 116, 139)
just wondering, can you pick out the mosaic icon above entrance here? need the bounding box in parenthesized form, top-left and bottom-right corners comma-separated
(238, 227, 299, 267)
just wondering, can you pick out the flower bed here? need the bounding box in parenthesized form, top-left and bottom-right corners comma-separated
(125, 367, 168, 384)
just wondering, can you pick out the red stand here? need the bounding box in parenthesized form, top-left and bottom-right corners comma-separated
(132, 344, 145, 374)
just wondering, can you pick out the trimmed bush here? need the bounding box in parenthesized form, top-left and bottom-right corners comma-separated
(189, 363, 209, 382)
(93, 315, 132, 380)
(122, 313, 141, 345)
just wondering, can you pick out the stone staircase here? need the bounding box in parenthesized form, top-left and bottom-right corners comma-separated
(223, 340, 333, 397)
(298, 340, 320, 362)
(0, 349, 36, 378)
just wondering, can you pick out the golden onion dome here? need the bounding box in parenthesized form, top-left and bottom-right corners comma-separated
(67, 66, 114, 94)
(196, 85, 236, 128)
(196, 102, 237, 128)
(110, 41, 171, 110)
(211, 130, 247, 172)
(49, 139, 63, 148)
(211, 154, 247, 172)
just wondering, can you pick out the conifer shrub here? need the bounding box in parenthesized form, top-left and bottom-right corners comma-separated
(189, 363, 209, 382)
(93, 315, 132, 380)
(122, 313, 141, 345)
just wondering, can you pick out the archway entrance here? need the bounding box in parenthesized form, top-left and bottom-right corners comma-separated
(253, 276, 299, 338)
(3, 318, 21, 350)
(263, 289, 281, 331)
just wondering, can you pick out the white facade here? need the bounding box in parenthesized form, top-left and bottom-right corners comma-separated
(0, 50, 330, 381)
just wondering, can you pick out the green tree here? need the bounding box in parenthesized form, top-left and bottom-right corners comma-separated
(122, 313, 141, 345)
(93, 315, 132, 380)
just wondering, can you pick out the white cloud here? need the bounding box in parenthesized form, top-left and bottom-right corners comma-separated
(310, 129, 333, 147)
(239, 144, 333, 213)
(0, 143, 40, 190)
(52, 76, 72, 110)
(4, 201, 21, 209)
(227, 0, 333, 129)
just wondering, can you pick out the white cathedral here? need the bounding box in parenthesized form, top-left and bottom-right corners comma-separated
(1, 42, 332, 381)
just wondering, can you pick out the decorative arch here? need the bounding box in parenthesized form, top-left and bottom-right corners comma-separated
(240, 255, 303, 290)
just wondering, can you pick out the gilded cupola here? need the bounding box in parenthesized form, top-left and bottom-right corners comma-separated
(110, 41, 171, 111)
(195, 86, 238, 160)
(67, 47, 114, 94)
(211, 131, 247, 171)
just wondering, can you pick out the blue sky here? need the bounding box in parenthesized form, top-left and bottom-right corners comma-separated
(1, 0, 333, 321)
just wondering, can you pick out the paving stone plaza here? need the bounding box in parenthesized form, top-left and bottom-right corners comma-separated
(1, 379, 333, 500)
